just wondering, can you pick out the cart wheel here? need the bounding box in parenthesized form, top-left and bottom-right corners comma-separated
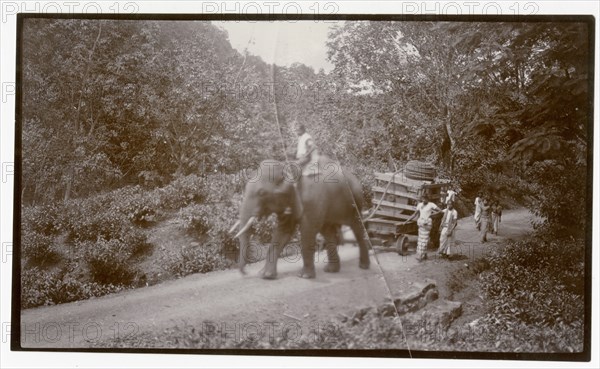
(396, 235, 408, 256)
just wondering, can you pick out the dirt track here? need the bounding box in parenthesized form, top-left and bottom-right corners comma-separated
(20, 209, 534, 348)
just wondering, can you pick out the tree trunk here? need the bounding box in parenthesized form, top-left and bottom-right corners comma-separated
(440, 106, 455, 171)
(63, 23, 102, 204)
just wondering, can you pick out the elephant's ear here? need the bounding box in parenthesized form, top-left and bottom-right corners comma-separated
(291, 185, 303, 220)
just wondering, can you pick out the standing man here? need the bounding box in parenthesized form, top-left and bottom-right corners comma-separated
(479, 197, 491, 242)
(491, 201, 502, 235)
(404, 194, 441, 261)
(474, 192, 483, 230)
(445, 187, 457, 205)
(438, 200, 458, 258)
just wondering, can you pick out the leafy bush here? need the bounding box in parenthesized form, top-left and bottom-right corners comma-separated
(201, 173, 244, 204)
(62, 196, 153, 261)
(178, 191, 241, 246)
(63, 197, 129, 242)
(22, 203, 63, 235)
(441, 234, 584, 352)
(21, 229, 61, 266)
(21, 171, 270, 307)
(44, 174, 242, 247)
(523, 159, 587, 237)
(157, 174, 206, 210)
(160, 242, 231, 278)
(108, 186, 161, 227)
(82, 238, 142, 285)
(62, 185, 164, 242)
(21, 267, 125, 309)
(120, 227, 153, 258)
(177, 204, 212, 237)
(480, 236, 585, 327)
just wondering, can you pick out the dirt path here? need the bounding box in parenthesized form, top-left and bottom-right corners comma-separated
(20, 209, 534, 348)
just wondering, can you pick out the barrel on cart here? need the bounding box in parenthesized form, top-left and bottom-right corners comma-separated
(364, 162, 450, 255)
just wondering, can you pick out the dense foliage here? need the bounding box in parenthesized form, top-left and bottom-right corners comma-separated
(20, 173, 237, 307)
(21, 266, 125, 309)
(21, 18, 589, 346)
(22, 19, 589, 225)
(481, 236, 585, 327)
(326, 21, 589, 231)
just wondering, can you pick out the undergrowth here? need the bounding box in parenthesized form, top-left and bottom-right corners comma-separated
(21, 173, 245, 308)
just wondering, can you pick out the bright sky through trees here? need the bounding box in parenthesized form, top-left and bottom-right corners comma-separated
(216, 20, 338, 72)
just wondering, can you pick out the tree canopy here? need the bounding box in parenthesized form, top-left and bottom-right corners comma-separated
(21, 18, 590, 236)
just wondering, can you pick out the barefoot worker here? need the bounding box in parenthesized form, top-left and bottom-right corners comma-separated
(438, 200, 458, 257)
(404, 194, 441, 261)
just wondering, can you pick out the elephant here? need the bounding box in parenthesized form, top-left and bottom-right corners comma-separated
(231, 153, 371, 279)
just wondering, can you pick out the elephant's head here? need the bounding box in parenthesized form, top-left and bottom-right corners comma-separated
(232, 160, 303, 273)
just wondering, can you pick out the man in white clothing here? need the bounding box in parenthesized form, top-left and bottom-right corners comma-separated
(404, 194, 441, 261)
(445, 188, 457, 205)
(296, 124, 314, 163)
(474, 192, 483, 230)
(438, 200, 458, 257)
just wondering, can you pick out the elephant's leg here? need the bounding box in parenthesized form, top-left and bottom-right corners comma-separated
(336, 225, 344, 245)
(321, 224, 341, 273)
(299, 220, 319, 279)
(349, 219, 371, 270)
(262, 217, 296, 279)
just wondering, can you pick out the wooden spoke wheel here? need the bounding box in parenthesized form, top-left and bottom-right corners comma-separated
(396, 235, 409, 256)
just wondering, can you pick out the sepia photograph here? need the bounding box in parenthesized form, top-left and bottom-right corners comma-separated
(13, 12, 593, 361)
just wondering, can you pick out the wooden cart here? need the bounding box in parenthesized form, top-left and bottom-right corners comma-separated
(364, 171, 450, 255)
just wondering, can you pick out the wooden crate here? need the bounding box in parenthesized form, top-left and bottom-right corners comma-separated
(374, 172, 449, 204)
(374, 172, 426, 198)
(365, 218, 400, 236)
(365, 218, 418, 237)
(372, 186, 418, 205)
(371, 199, 414, 220)
(366, 171, 450, 243)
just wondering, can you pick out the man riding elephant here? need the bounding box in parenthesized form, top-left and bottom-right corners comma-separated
(296, 124, 314, 163)
(231, 151, 370, 279)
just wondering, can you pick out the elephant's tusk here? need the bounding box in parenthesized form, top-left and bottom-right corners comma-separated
(234, 216, 256, 239)
(228, 220, 241, 234)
